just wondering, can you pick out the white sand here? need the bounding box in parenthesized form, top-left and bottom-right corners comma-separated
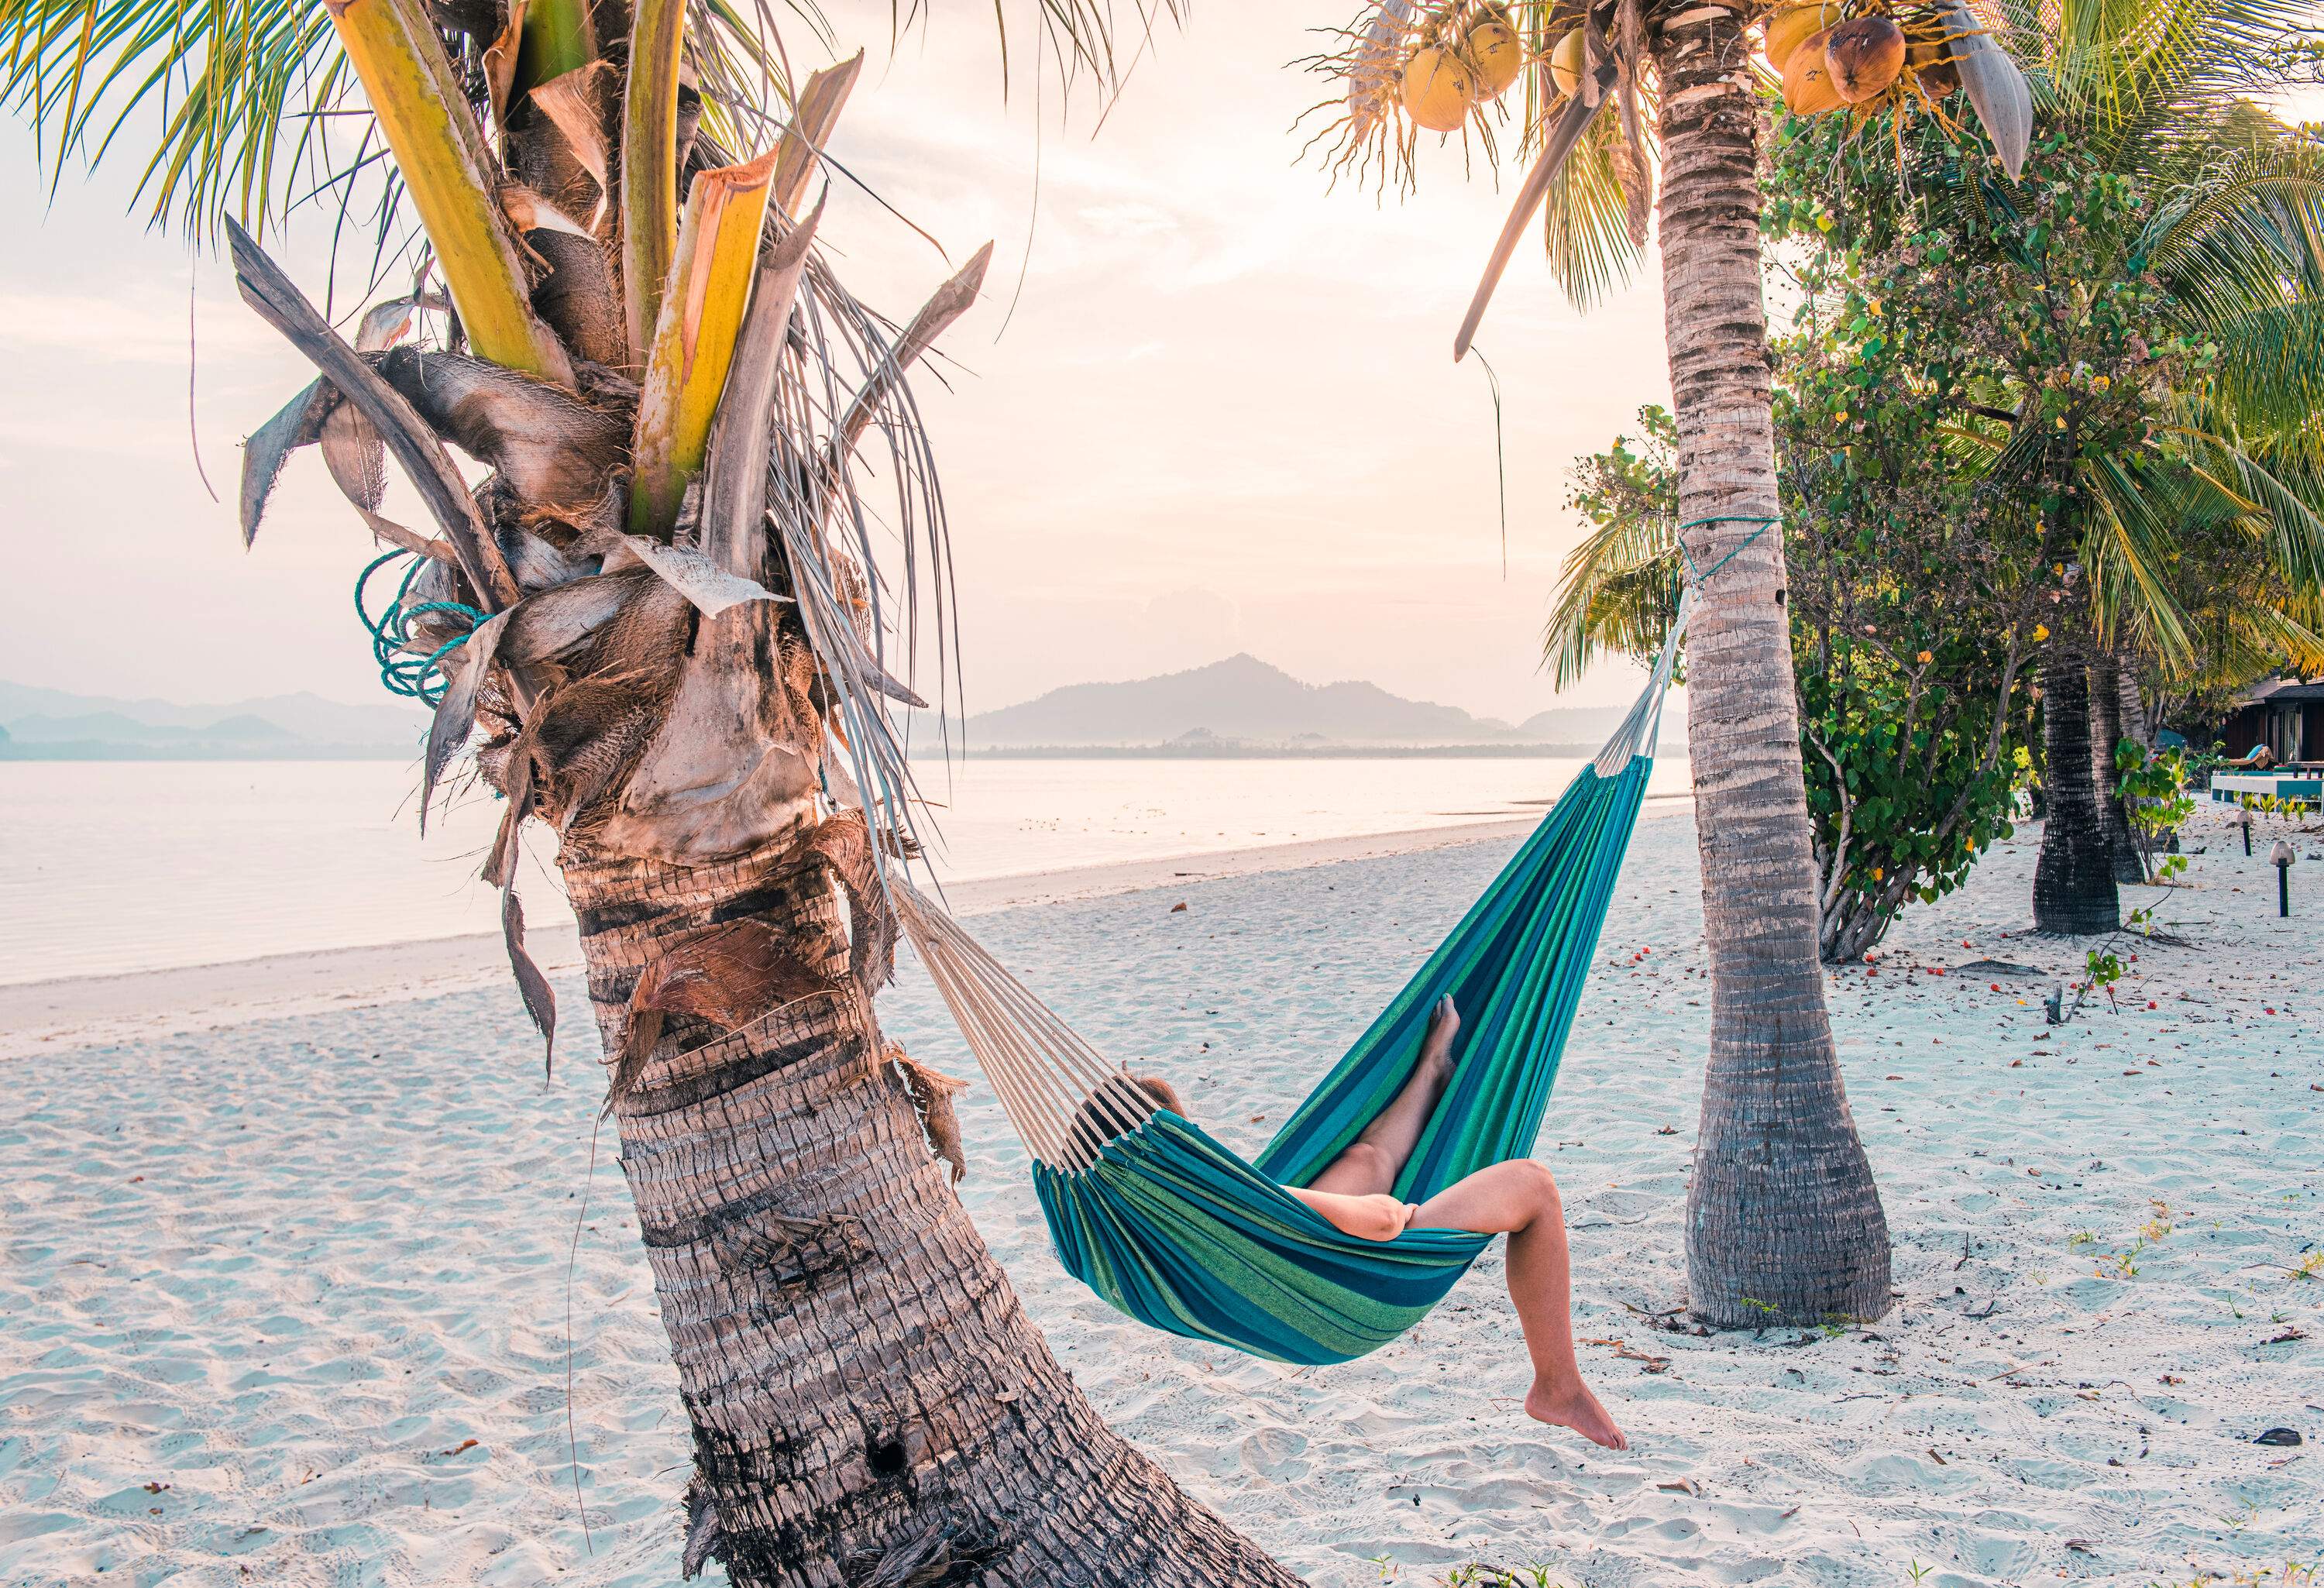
(2, 802, 2318, 1586)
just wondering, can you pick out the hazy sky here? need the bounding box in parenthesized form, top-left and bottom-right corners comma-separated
(0, 1, 1677, 725)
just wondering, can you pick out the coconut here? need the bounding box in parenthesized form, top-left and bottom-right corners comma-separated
(1549, 28, 1585, 97)
(1781, 26, 1847, 114)
(1402, 45, 1478, 132)
(1763, 3, 1841, 73)
(1824, 15, 1906, 103)
(1466, 19, 1525, 98)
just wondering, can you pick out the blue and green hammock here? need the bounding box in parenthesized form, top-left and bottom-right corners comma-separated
(897, 613, 1683, 1366)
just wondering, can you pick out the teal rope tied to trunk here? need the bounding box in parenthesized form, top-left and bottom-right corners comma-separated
(1675, 513, 1778, 589)
(356, 551, 487, 706)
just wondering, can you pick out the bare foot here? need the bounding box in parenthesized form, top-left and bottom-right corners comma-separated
(1525, 1379, 1628, 1450)
(1418, 994, 1461, 1084)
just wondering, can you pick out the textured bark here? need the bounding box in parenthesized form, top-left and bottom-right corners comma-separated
(2088, 649, 2146, 884)
(2033, 628, 2121, 933)
(1650, 2, 1893, 1329)
(562, 837, 1298, 1588)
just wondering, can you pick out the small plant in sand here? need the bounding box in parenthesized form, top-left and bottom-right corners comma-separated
(2288, 1250, 2322, 1282)
(1444, 1565, 1570, 1588)
(2229, 1562, 2320, 1588)
(2095, 1200, 2174, 1279)
(2118, 742, 2198, 880)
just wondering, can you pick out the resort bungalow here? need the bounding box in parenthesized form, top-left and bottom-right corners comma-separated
(2209, 677, 2324, 805)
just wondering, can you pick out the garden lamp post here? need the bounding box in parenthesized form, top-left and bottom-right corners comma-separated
(2271, 840, 2295, 917)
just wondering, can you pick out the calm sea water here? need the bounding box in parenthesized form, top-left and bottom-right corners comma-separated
(0, 755, 1690, 984)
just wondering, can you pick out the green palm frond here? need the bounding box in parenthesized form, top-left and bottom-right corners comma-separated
(2082, 449, 2195, 661)
(2042, 0, 2312, 166)
(2223, 593, 2324, 674)
(1542, 506, 1683, 689)
(1536, 106, 1643, 311)
(2194, 433, 2324, 592)
(2196, 301, 2324, 440)
(0, 0, 349, 235)
(2140, 156, 2324, 311)
(0, 0, 1166, 243)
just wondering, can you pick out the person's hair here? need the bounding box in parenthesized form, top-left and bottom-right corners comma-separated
(1063, 1073, 1185, 1167)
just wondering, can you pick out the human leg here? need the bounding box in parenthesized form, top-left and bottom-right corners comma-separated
(1411, 1159, 1627, 1449)
(1305, 995, 1462, 1197)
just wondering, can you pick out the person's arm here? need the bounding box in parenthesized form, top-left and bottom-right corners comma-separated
(1285, 1185, 1417, 1241)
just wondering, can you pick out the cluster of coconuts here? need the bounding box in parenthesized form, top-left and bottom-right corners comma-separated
(1767, 3, 1961, 114)
(1400, 5, 1528, 132)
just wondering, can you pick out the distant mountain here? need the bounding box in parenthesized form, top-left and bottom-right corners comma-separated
(959, 655, 1683, 751)
(1514, 704, 1658, 741)
(0, 680, 426, 759)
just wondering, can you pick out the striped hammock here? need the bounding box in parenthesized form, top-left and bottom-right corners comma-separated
(896, 609, 1684, 1366)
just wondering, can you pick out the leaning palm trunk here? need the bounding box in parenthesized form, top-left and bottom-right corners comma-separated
(566, 840, 1293, 1584)
(2088, 649, 2146, 884)
(2033, 625, 2122, 932)
(1648, 2, 1892, 1328)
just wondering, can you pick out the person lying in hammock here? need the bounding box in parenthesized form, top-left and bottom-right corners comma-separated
(1097, 995, 1627, 1452)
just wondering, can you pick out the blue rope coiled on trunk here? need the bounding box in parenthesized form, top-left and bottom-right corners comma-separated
(356, 551, 487, 706)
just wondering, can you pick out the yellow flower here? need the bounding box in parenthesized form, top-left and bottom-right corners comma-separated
(2032, 623, 2051, 641)
(1916, 649, 1933, 664)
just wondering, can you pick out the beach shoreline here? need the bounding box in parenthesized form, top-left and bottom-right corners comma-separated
(0, 799, 1694, 1060)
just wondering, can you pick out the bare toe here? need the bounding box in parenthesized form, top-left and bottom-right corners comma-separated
(1525, 1382, 1628, 1451)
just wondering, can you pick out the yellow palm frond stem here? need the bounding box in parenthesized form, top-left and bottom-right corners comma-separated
(621, 0, 686, 366)
(514, 0, 595, 93)
(627, 147, 779, 538)
(324, 0, 573, 387)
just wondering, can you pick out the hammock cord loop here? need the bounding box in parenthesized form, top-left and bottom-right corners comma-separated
(1673, 512, 1779, 589)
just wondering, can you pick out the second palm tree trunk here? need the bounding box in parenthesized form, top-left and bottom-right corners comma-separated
(2089, 649, 2146, 884)
(1651, 1, 1892, 1329)
(2033, 626, 2122, 933)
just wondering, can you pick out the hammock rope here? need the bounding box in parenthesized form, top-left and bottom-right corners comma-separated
(892, 596, 1694, 1364)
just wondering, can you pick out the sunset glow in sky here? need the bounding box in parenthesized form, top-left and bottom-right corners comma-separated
(0, 2, 1680, 725)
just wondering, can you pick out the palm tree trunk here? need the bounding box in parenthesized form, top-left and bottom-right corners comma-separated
(2089, 649, 2145, 883)
(563, 837, 1297, 1586)
(1649, 2, 1892, 1329)
(2033, 627, 2121, 933)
